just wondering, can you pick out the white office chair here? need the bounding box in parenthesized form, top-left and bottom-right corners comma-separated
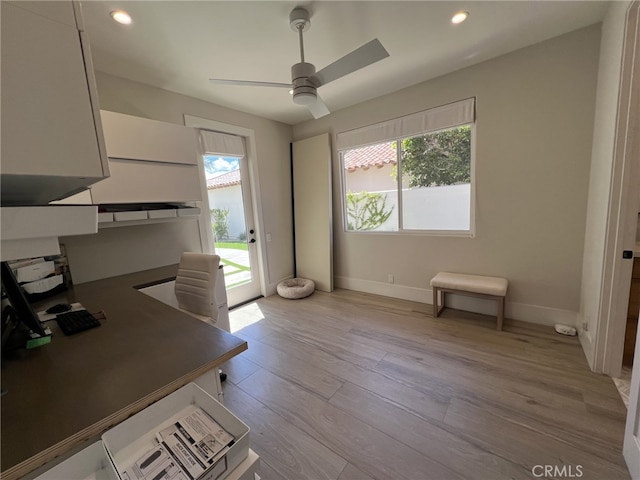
(175, 252, 227, 384)
(175, 252, 220, 326)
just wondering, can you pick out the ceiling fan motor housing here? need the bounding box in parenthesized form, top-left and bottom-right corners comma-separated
(291, 62, 317, 105)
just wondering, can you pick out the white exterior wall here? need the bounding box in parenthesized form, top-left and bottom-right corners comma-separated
(344, 164, 396, 192)
(207, 186, 246, 240)
(348, 184, 470, 232)
(403, 184, 470, 231)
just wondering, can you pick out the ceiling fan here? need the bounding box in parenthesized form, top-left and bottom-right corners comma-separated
(209, 7, 389, 119)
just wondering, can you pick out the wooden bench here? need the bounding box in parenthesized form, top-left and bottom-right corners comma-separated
(430, 272, 509, 330)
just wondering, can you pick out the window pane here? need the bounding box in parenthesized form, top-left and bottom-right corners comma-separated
(400, 125, 471, 231)
(342, 142, 398, 231)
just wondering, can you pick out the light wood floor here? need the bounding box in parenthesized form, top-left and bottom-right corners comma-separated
(221, 289, 629, 480)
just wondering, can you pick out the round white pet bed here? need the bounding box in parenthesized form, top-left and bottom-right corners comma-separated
(277, 278, 315, 299)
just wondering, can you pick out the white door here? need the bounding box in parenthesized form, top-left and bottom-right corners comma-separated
(292, 133, 333, 292)
(206, 154, 261, 308)
(224, 155, 261, 307)
(597, 0, 640, 377)
(185, 115, 267, 308)
(621, 2, 640, 476)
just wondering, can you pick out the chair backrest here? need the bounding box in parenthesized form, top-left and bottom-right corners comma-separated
(175, 252, 220, 321)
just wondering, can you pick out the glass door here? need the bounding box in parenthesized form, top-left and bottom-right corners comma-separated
(204, 154, 261, 307)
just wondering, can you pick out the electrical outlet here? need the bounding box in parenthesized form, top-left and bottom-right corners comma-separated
(582, 321, 589, 332)
(388, 274, 394, 284)
(266, 233, 272, 242)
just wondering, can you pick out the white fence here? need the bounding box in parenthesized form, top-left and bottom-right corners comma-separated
(207, 185, 246, 240)
(351, 183, 471, 231)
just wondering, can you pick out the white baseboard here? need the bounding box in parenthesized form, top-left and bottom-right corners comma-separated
(334, 276, 577, 328)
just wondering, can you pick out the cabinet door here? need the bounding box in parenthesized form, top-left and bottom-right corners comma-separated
(101, 111, 199, 165)
(1, 2, 105, 178)
(90, 159, 202, 204)
(4, 1, 77, 27)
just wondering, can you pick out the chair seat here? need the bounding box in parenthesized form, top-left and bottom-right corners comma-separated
(178, 308, 216, 326)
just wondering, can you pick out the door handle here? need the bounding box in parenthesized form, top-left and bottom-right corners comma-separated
(249, 238, 256, 244)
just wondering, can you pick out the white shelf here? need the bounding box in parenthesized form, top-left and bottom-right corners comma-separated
(98, 207, 201, 229)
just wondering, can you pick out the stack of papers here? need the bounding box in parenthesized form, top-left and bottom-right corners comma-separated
(9, 258, 62, 295)
(123, 407, 234, 480)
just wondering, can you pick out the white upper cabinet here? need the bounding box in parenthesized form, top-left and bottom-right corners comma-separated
(90, 111, 202, 204)
(0, 1, 109, 205)
(89, 158, 203, 204)
(100, 111, 199, 165)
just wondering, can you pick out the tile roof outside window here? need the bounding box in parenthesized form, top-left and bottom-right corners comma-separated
(207, 169, 241, 189)
(343, 142, 396, 172)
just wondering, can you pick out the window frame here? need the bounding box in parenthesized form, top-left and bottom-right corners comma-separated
(339, 120, 476, 237)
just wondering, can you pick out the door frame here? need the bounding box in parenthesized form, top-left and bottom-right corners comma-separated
(596, 0, 640, 377)
(184, 114, 269, 302)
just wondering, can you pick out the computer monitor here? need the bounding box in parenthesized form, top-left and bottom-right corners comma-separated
(1, 262, 47, 350)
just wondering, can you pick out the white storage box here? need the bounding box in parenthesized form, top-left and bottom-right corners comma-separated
(113, 211, 147, 222)
(148, 209, 177, 219)
(102, 383, 249, 480)
(35, 441, 118, 480)
(98, 212, 115, 223)
(177, 207, 201, 217)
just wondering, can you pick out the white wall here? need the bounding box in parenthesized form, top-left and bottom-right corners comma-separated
(208, 186, 246, 240)
(345, 164, 397, 192)
(403, 184, 471, 231)
(61, 221, 202, 284)
(346, 184, 471, 232)
(66, 72, 294, 290)
(293, 25, 602, 326)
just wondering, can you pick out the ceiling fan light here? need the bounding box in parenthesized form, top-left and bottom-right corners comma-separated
(293, 91, 316, 106)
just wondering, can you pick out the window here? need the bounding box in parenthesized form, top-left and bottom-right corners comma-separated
(338, 98, 475, 234)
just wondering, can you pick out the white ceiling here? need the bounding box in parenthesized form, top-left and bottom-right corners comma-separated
(81, 1, 609, 125)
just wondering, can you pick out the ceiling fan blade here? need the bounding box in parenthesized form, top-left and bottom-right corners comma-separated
(209, 78, 292, 89)
(307, 94, 330, 119)
(310, 38, 389, 87)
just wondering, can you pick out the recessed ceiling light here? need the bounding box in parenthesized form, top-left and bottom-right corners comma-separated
(451, 11, 469, 25)
(110, 10, 132, 25)
(289, 89, 294, 95)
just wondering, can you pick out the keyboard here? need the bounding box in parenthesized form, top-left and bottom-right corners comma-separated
(55, 310, 101, 336)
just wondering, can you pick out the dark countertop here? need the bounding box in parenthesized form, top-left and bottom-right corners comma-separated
(1, 265, 247, 480)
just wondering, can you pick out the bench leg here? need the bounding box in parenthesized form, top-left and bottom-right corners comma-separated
(497, 296, 505, 331)
(433, 288, 446, 317)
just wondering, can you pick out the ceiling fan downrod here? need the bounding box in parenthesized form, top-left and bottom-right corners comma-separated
(289, 7, 316, 105)
(298, 23, 305, 63)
